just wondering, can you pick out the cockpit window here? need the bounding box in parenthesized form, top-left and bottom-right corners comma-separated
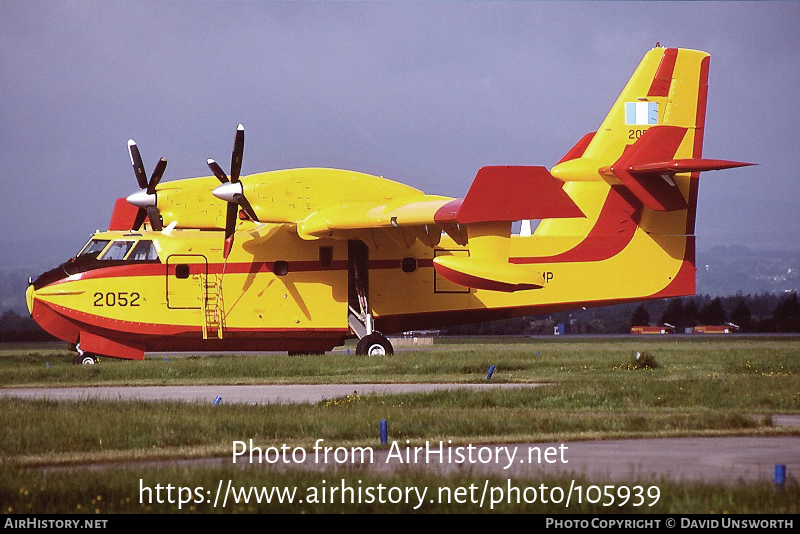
(129, 240, 159, 261)
(77, 239, 110, 259)
(100, 240, 135, 261)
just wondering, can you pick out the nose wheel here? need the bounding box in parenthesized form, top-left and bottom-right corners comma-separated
(72, 353, 98, 365)
(72, 343, 98, 365)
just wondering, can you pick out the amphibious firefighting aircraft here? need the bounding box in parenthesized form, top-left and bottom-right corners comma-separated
(27, 47, 752, 363)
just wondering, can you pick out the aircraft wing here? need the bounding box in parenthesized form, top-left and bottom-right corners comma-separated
(296, 166, 585, 245)
(296, 195, 452, 242)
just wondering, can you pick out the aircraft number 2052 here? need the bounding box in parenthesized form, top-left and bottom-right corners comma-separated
(93, 292, 140, 307)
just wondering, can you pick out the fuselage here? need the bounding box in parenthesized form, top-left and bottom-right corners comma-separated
(27, 181, 692, 360)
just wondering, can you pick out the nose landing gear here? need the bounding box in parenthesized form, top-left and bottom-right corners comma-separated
(72, 343, 99, 365)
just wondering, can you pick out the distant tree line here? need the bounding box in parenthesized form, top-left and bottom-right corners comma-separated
(1, 292, 798, 342)
(442, 292, 800, 336)
(0, 310, 57, 342)
(627, 292, 799, 332)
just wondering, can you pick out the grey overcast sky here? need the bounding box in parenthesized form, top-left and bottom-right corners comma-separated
(1, 1, 798, 266)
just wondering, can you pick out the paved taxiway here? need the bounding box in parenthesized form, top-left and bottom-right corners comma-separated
(2, 384, 797, 485)
(0, 383, 543, 404)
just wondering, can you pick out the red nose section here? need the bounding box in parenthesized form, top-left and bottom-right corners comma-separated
(30, 297, 81, 346)
(30, 297, 145, 359)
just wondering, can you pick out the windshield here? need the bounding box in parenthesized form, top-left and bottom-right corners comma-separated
(33, 237, 161, 290)
(129, 240, 159, 261)
(77, 239, 110, 259)
(100, 240, 135, 261)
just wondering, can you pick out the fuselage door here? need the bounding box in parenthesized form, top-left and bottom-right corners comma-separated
(166, 254, 208, 309)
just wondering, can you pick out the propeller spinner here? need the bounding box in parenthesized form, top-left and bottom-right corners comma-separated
(125, 140, 166, 231)
(209, 124, 259, 258)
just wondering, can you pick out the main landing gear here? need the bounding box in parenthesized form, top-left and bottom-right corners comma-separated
(356, 332, 393, 357)
(348, 287, 394, 356)
(348, 241, 394, 357)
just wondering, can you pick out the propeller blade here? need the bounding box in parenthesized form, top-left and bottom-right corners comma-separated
(212, 124, 254, 257)
(207, 159, 229, 183)
(223, 202, 238, 259)
(234, 193, 259, 222)
(128, 140, 148, 190)
(146, 205, 163, 231)
(148, 157, 167, 194)
(230, 124, 244, 183)
(126, 140, 168, 230)
(132, 208, 147, 231)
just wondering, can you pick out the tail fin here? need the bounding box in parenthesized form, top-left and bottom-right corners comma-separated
(531, 47, 716, 261)
(552, 47, 709, 181)
(435, 48, 750, 301)
(510, 47, 751, 303)
(550, 47, 751, 213)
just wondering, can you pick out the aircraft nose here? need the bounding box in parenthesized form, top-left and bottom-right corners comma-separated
(26, 284, 34, 315)
(26, 282, 81, 345)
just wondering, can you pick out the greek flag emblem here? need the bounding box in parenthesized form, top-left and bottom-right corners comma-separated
(625, 102, 658, 125)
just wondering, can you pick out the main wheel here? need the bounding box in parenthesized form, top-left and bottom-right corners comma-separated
(355, 332, 393, 356)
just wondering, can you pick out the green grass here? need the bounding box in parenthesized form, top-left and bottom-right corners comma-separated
(1, 337, 798, 513)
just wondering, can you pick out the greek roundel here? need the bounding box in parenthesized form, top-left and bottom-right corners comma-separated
(625, 102, 658, 125)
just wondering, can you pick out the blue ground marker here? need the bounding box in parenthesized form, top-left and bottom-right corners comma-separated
(775, 464, 786, 486)
(487, 365, 496, 379)
(213, 396, 222, 405)
(380, 420, 388, 444)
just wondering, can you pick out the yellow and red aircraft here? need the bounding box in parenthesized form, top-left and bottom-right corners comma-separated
(27, 46, 752, 363)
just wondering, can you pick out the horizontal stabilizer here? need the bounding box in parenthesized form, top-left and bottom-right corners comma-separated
(600, 126, 753, 211)
(602, 126, 688, 211)
(628, 158, 754, 174)
(433, 255, 544, 292)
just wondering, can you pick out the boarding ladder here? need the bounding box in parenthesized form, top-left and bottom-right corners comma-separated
(201, 274, 225, 340)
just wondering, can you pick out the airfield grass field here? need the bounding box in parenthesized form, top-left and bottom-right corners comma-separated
(1, 336, 798, 513)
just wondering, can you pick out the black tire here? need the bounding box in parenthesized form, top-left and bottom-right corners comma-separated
(73, 354, 97, 365)
(355, 332, 393, 356)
